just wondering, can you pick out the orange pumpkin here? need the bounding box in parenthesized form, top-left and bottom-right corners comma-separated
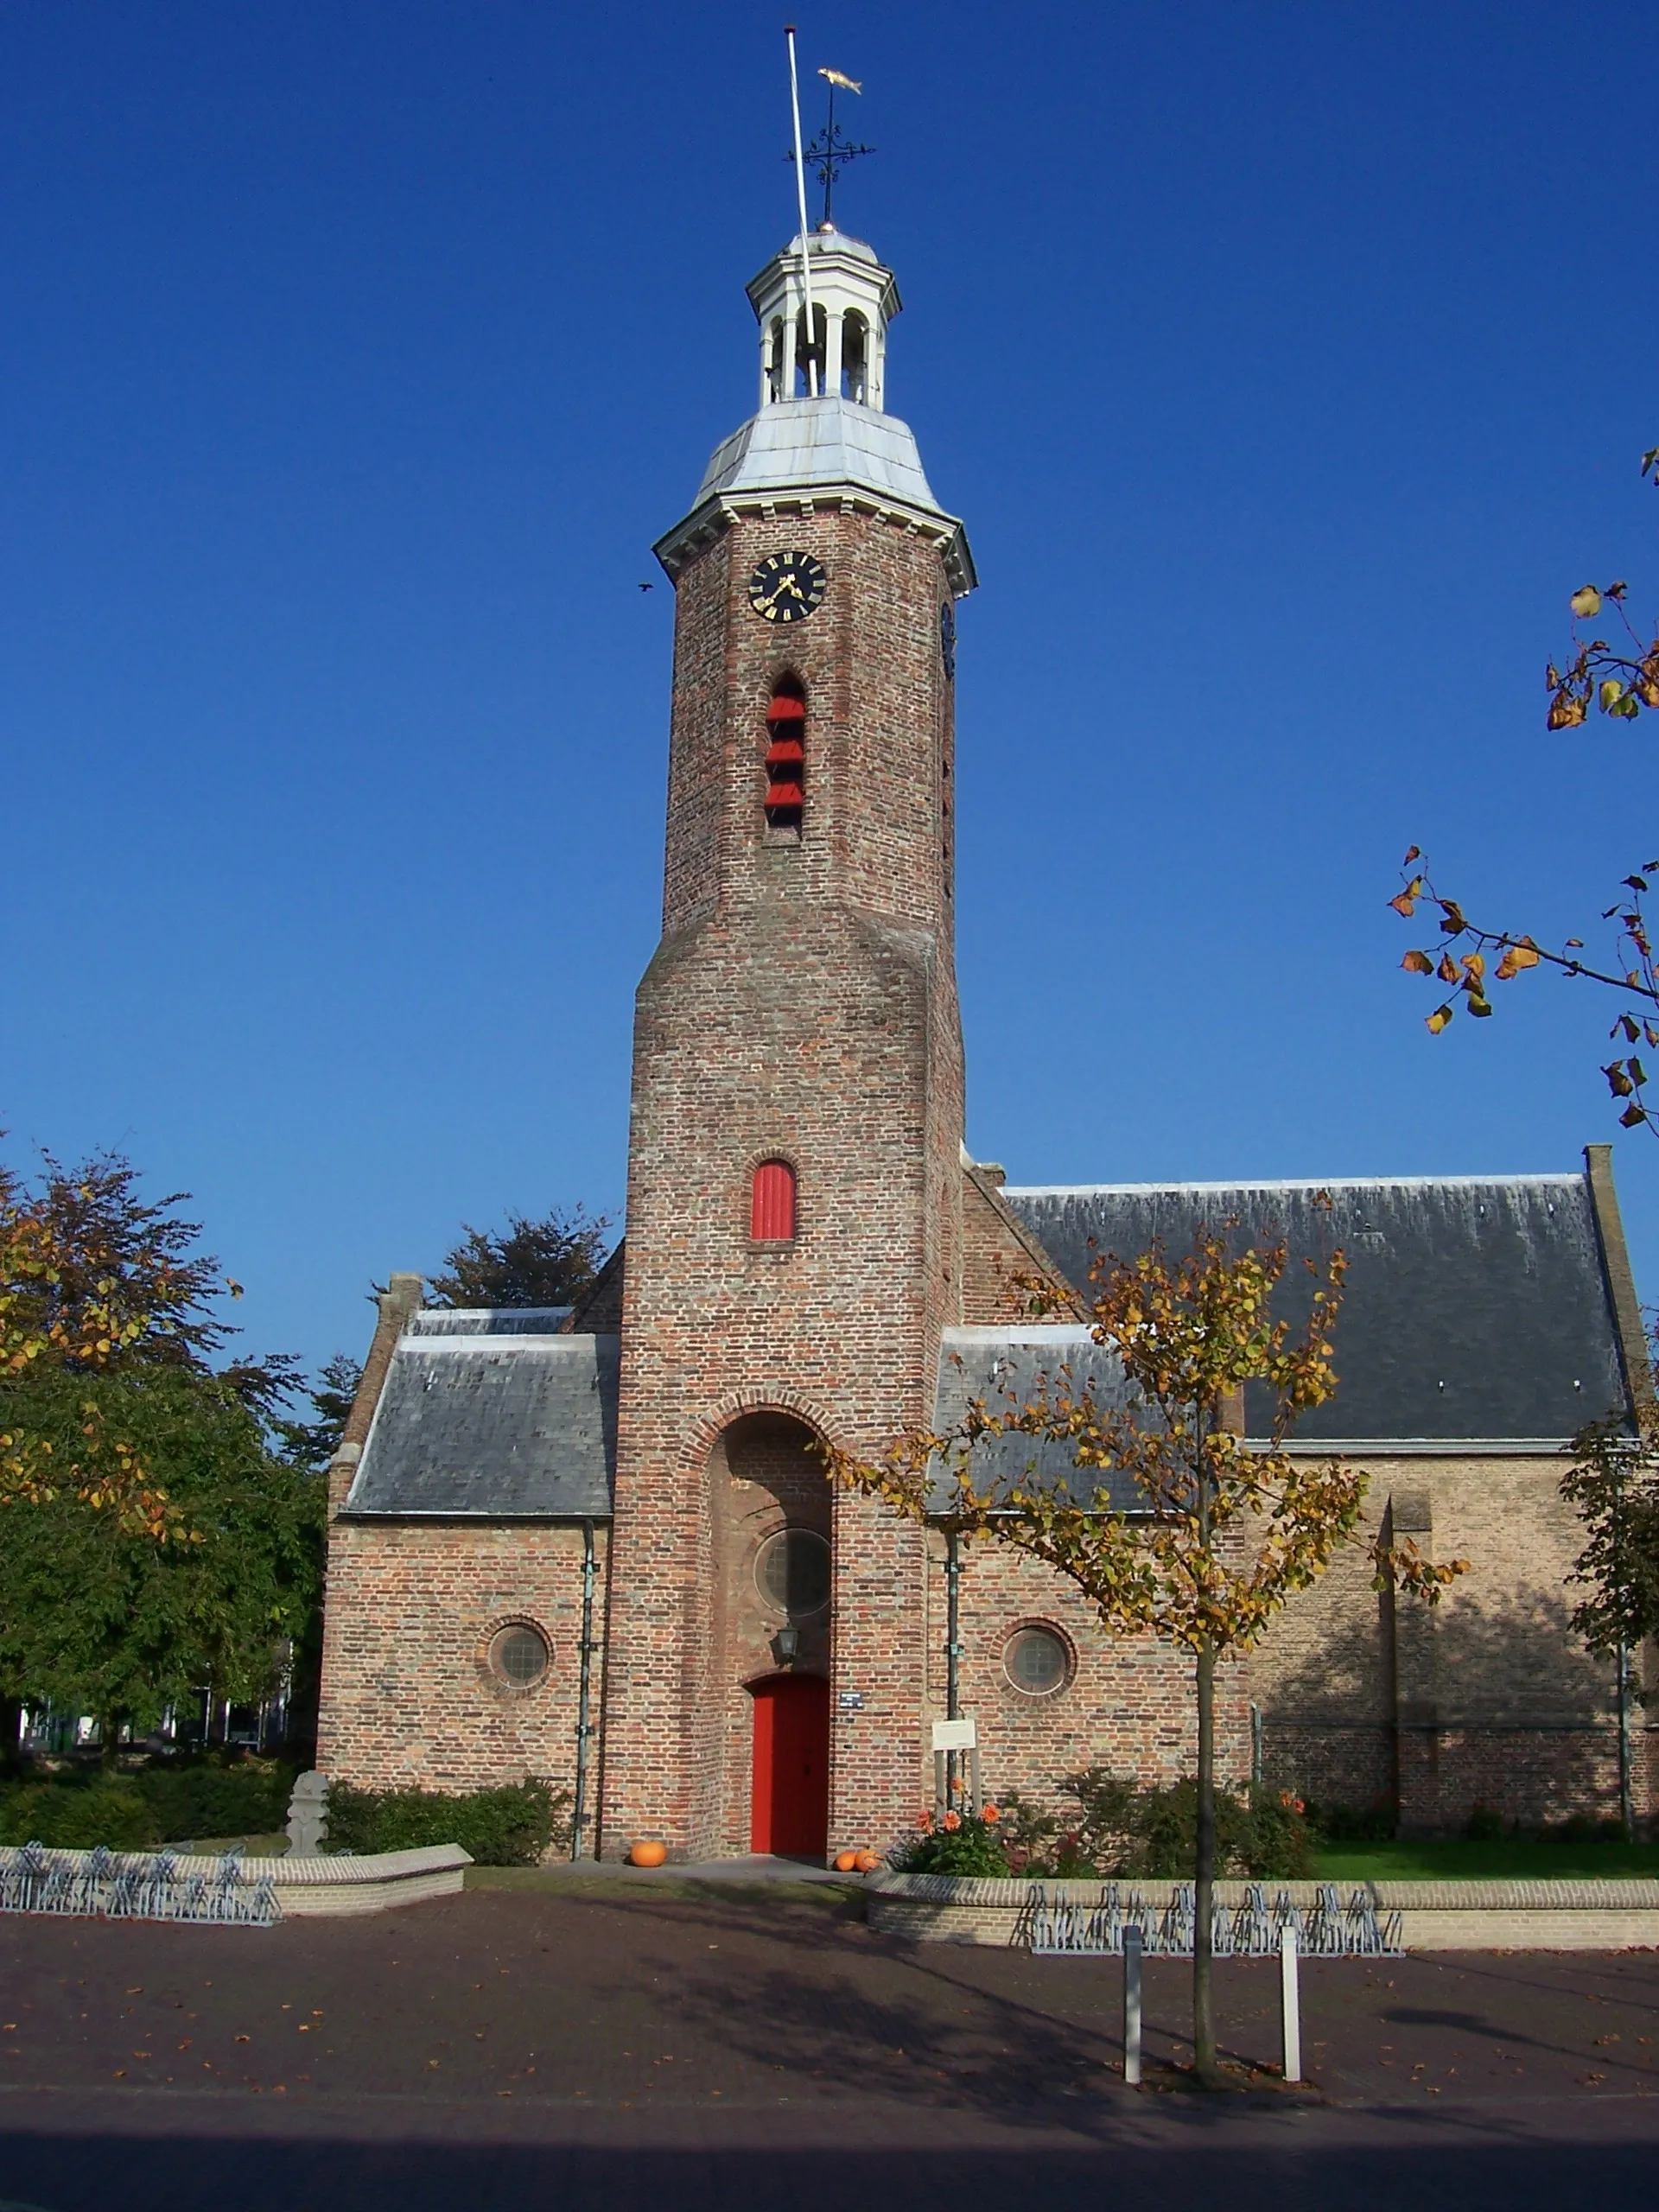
(629, 1839, 668, 1868)
(855, 1851, 881, 1872)
(833, 1850, 860, 1872)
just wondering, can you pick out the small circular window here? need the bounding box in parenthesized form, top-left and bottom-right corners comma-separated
(1004, 1624, 1071, 1697)
(754, 1528, 832, 1618)
(489, 1624, 550, 1687)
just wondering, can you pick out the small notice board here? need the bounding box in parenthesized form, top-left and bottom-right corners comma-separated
(931, 1716, 977, 1752)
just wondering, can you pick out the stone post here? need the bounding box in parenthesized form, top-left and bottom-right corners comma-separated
(285, 1770, 329, 1855)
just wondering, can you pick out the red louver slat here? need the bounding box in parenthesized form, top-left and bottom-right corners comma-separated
(751, 1159, 797, 1240)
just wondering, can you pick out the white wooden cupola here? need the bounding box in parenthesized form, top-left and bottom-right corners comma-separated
(747, 224, 899, 412)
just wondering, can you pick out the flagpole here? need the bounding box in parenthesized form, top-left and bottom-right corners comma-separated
(785, 25, 818, 397)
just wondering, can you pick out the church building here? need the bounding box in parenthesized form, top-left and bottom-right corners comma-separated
(315, 216, 1653, 1858)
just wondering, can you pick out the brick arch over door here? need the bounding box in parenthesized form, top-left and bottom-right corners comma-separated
(674, 1387, 846, 1481)
(706, 1407, 835, 1857)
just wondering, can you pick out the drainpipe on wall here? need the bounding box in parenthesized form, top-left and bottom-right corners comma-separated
(572, 1520, 598, 1860)
(944, 1528, 963, 1805)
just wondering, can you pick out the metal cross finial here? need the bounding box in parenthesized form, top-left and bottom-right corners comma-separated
(785, 67, 874, 229)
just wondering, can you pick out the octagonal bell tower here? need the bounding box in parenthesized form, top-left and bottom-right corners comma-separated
(599, 222, 976, 1865)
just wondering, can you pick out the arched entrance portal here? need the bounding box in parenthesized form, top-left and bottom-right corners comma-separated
(749, 1673, 830, 1858)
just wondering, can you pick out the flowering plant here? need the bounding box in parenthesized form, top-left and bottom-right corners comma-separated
(893, 1805, 1015, 1877)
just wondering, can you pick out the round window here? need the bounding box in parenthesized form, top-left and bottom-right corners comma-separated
(754, 1528, 832, 1618)
(489, 1624, 550, 1687)
(1004, 1625, 1071, 1697)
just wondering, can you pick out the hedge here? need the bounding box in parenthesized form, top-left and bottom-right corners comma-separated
(0, 1760, 292, 1851)
(324, 1777, 570, 1866)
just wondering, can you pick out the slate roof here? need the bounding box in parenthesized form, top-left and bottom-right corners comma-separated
(931, 1326, 1149, 1513)
(342, 1324, 618, 1518)
(407, 1308, 574, 1338)
(999, 1174, 1630, 1446)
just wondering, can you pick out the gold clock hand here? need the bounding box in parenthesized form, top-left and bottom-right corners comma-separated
(756, 574, 803, 613)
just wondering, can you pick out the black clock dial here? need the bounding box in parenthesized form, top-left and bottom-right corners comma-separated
(748, 550, 827, 625)
(939, 599, 957, 678)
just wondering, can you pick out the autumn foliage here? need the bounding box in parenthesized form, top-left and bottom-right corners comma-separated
(1391, 446, 1659, 1135)
(0, 1156, 212, 1539)
(829, 1219, 1466, 2083)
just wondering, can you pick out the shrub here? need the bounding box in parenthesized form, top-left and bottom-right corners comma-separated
(324, 1777, 569, 1866)
(1307, 1796, 1396, 1843)
(0, 1756, 292, 1851)
(892, 1808, 1011, 1877)
(1052, 1768, 1314, 1880)
(892, 1772, 1313, 1882)
(0, 1781, 160, 1850)
(1464, 1802, 1505, 1841)
(135, 1761, 293, 1842)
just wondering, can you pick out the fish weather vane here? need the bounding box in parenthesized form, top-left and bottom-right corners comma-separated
(785, 55, 875, 229)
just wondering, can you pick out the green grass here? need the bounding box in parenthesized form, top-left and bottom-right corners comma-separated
(173, 1832, 290, 1859)
(1313, 1836, 1659, 1881)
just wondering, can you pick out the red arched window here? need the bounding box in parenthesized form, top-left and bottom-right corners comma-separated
(765, 679, 805, 834)
(751, 1159, 798, 1241)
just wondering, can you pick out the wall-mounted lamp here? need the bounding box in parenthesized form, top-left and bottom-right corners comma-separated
(773, 1624, 801, 1662)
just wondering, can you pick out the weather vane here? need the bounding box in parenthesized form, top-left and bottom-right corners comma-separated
(787, 63, 874, 228)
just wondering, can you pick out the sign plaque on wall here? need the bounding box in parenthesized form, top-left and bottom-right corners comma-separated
(931, 1717, 977, 1752)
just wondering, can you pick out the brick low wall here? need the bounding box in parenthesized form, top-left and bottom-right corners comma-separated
(251, 1845, 472, 1916)
(864, 1869, 1659, 1951)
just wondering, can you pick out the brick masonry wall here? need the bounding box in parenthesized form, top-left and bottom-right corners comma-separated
(924, 1532, 1252, 1823)
(1245, 1452, 1652, 1829)
(958, 1167, 1073, 1324)
(315, 1519, 607, 1815)
(601, 504, 965, 1862)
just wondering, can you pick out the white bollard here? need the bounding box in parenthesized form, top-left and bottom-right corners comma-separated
(1280, 1922, 1302, 2083)
(1123, 1924, 1143, 2086)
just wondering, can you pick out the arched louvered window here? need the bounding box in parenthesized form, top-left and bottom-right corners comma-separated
(765, 677, 805, 836)
(751, 1159, 797, 1241)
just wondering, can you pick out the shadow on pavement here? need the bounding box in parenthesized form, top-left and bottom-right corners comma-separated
(4, 2114, 1659, 2212)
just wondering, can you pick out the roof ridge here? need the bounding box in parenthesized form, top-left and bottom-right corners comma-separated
(1003, 1173, 1585, 1196)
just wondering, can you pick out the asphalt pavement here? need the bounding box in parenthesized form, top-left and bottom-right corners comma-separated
(2, 1876, 1656, 2209)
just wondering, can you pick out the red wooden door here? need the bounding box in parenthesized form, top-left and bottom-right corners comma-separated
(749, 1673, 830, 1858)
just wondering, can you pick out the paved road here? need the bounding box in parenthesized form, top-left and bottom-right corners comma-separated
(2, 1878, 1656, 2209)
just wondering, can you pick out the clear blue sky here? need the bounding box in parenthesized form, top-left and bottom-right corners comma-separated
(4, 1, 1658, 1382)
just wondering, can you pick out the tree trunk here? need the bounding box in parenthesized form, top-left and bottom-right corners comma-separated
(98, 1712, 124, 1774)
(1193, 1637, 1218, 2083)
(0, 1695, 22, 1777)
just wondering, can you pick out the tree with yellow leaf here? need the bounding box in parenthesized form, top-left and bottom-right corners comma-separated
(1, 1155, 197, 1539)
(828, 1222, 1467, 2088)
(1392, 445, 1659, 1134)
(0, 1149, 325, 1767)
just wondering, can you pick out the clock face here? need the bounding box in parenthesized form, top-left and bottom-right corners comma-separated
(748, 550, 827, 625)
(939, 599, 957, 678)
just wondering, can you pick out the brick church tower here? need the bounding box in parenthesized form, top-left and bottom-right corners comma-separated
(314, 213, 1651, 1856)
(597, 225, 977, 1860)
